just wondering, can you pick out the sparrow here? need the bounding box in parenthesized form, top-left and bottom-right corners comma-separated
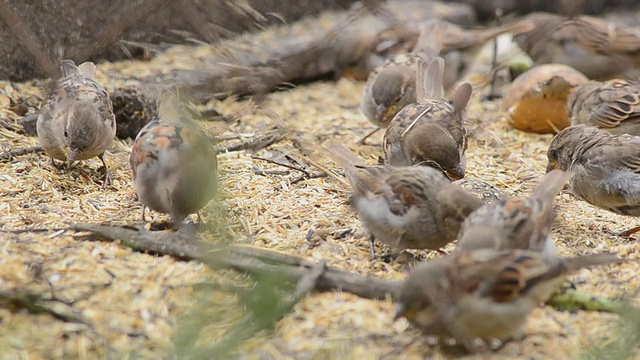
(435, 19, 535, 91)
(374, 19, 534, 90)
(456, 170, 573, 255)
(36, 59, 116, 187)
(129, 93, 218, 227)
(513, 12, 640, 80)
(324, 142, 483, 258)
(567, 79, 640, 136)
(395, 248, 624, 352)
(547, 124, 640, 235)
(359, 22, 443, 143)
(383, 56, 472, 180)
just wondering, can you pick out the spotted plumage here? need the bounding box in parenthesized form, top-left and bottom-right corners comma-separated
(360, 22, 442, 131)
(324, 143, 481, 254)
(383, 56, 471, 180)
(36, 59, 116, 187)
(456, 170, 572, 255)
(568, 79, 640, 136)
(395, 249, 624, 352)
(129, 95, 218, 226)
(547, 124, 640, 218)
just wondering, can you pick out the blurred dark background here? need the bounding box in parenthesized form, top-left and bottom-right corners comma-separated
(1, 0, 639, 81)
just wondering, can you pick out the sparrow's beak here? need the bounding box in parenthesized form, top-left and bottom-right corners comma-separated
(545, 161, 557, 173)
(394, 302, 419, 321)
(449, 163, 466, 180)
(379, 104, 398, 125)
(393, 303, 408, 321)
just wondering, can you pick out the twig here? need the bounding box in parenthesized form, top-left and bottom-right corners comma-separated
(0, 146, 45, 161)
(1, 226, 66, 234)
(252, 155, 310, 177)
(484, 8, 504, 101)
(305, 157, 350, 187)
(67, 223, 401, 301)
(251, 166, 290, 176)
(0, 289, 89, 324)
(216, 130, 286, 153)
(290, 171, 327, 185)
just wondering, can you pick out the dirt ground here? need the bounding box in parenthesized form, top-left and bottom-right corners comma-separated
(0, 31, 639, 359)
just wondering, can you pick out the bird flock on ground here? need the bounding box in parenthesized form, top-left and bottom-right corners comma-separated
(31, 10, 640, 354)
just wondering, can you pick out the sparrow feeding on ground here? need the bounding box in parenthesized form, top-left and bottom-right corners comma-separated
(456, 170, 573, 255)
(547, 124, 640, 236)
(395, 249, 624, 352)
(36, 59, 116, 187)
(383, 57, 472, 180)
(324, 142, 482, 259)
(567, 79, 640, 136)
(513, 13, 640, 80)
(359, 22, 443, 143)
(130, 93, 218, 227)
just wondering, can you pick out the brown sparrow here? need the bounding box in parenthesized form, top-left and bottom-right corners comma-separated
(513, 13, 640, 80)
(456, 170, 573, 255)
(375, 19, 534, 90)
(36, 60, 116, 187)
(324, 142, 482, 258)
(395, 248, 624, 352)
(567, 79, 640, 136)
(360, 22, 443, 138)
(435, 19, 535, 90)
(547, 124, 640, 235)
(130, 94, 218, 227)
(383, 57, 472, 180)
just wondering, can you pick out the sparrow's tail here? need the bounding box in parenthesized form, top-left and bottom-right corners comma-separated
(471, 19, 537, 46)
(564, 253, 627, 271)
(417, 56, 445, 101)
(412, 20, 445, 57)
(532, 169, 573, 202)
(323, 142, 366, 169)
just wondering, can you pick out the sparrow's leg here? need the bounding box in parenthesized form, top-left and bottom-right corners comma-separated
(369, 234, 376, 260)
(449, 322, 488, 355)
(50, 156, 58, 169)
(98, 152, 111, 188)
(141, 205, 147, 222)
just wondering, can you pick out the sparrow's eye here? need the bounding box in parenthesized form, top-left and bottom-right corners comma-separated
(63, 129, 69, 138)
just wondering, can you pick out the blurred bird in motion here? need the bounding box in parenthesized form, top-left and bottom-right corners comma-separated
(130, 93, 218, 228)
(395, 248, 624, 353)
(514, 13, 640, 80)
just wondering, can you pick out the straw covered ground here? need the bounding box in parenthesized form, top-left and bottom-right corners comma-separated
(0, 31, 639, 359)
